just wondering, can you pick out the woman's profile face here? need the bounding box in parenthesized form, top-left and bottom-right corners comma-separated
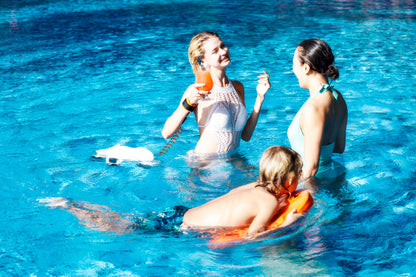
(202, 37, 230, 69)
(292, 48, 307, 88)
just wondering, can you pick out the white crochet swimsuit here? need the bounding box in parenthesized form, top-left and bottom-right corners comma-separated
(198, 82, 248, 153)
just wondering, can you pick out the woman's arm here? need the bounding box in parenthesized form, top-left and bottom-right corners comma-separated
(161, 85, 204, 139)
(241, 71, 270, 141)
(300, 103, 325, 178)
(247, 198, 278, 236)
(161, 100, 191, 139)
(247, 195, 304, 239)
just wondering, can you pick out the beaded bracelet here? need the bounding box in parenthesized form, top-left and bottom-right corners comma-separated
(182, 98, 197, 112)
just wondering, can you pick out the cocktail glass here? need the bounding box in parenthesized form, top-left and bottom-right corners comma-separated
(195, 64, 213, 100)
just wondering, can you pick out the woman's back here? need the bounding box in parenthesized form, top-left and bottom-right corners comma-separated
(318, 89, 348, 149)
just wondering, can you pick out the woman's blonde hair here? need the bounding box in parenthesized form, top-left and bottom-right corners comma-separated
(256, 146, 303, 195)
(188, 31, 220, 72)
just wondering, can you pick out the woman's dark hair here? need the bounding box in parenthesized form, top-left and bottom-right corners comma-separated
(297, 39, 339, 81)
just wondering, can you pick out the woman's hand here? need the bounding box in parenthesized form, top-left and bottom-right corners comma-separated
(189, 84, 209, 104)
(286, 208, 306, 225)
(256, 71, 270, 98)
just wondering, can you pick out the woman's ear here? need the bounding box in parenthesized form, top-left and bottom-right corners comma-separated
(304, 63, 312, 75)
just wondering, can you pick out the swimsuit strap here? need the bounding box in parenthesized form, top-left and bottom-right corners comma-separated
(318, 84, 338, 100)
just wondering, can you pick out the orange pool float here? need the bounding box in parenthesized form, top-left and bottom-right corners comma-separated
(209, 189, 314, 245)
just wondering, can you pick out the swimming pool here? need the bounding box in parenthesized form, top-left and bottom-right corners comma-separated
(1, 0, 416, 275)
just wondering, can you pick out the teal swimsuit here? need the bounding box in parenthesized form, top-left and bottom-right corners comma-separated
(287, 84, 339, 166)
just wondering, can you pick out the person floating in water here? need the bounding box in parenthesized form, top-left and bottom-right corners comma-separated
(288, 38, 348, 180)
(162, 31, 270, 155)
(39, 146, 305, 238)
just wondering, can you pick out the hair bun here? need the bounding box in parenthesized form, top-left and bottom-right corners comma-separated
(325, 64, 339, 81)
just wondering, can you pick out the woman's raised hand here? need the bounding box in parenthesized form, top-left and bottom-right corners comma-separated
(256, 71, 271, 97)
(188, 84, 209, 105)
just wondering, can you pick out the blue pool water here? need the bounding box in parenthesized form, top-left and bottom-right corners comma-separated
(2, 0, 416, 275)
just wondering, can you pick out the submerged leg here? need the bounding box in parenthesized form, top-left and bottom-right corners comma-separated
(38, 197, 139, 234)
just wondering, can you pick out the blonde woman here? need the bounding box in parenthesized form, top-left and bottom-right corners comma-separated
(162, 31, 270, 155)
(39, 146, 305, 238)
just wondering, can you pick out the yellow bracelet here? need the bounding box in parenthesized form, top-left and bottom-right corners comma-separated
(182, 98, 196, 112)
(186, 98, 197, 107)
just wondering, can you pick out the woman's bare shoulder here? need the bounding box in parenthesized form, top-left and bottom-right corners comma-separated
(231, 80, 244, 91)
(228, 182, 257, 193)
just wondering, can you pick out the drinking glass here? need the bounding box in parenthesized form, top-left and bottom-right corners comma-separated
(195, 64, 213, 100)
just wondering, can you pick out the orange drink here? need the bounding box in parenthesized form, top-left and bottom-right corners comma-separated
(196, 70, 213, 92)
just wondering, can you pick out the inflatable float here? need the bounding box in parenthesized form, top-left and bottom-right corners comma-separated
(209, 189, 314, 245)
(94, 144, 154, 165)
(93, 128, 183, 165)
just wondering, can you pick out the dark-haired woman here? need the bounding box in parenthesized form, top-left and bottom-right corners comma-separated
(288, 39, 348, 179)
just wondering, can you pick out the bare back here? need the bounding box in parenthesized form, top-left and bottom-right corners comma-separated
(182, 183, 280, 231)
(310, 89, 347, 152)
(295, 87, 348, 177)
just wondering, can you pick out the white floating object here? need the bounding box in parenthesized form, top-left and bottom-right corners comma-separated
(94, 144, 154, 165)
